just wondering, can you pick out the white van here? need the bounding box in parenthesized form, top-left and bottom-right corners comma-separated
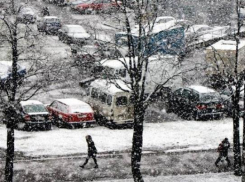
(96, 55, 182, 94)
(86, 79, 133, 126)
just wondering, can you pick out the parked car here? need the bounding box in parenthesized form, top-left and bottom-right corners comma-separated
(17, 7, 36, 24)
(47, 98, 96, 128)
(166, 85, 224, 120)
(76, 0, 121, 14)
(16, 100, 52, 130)
(185, 24, 214, 40)
(219, 87, 244, 117)
(70, 0, 89, 9)
(0, 61, 26, 85)
(58, 24, 90, 45)
(37, 16, 62, 34)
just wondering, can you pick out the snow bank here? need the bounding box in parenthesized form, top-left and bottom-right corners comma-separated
(0, 118, 239, 157)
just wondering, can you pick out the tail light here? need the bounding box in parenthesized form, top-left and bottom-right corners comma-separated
(196, 104, 207, 110)
(24, 115, 31, 121)
(216, 103, 223, 109)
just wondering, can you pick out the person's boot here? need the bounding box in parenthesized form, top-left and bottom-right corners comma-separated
(94, 164, 98, 168)
(80, 165, 85, 168)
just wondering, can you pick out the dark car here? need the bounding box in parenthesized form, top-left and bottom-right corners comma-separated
(166, 85, 224, 120)
(17, 7, 36, 24)
(37, 16, 61, 34)
(219, 87, 244, 117)
(14, 100, 52, 131)
(58, 24, 90, 45)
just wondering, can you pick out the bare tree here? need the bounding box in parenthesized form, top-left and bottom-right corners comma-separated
(0, 1, 69, 181)
(205, 0, 244, 176)
(102, 1, 196, 181)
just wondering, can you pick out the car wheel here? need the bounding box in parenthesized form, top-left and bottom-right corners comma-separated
(46, 123, 52, 130)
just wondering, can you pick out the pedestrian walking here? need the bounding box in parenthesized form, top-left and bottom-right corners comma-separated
(80, 135, 98, 168)
(215, 138, 231, 167)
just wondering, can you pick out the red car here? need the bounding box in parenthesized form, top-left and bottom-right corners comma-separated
(76, 0, 121, 14)
(47, 98, 95, 128)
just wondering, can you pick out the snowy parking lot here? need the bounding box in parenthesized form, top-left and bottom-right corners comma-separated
(0, 117, 239, 157)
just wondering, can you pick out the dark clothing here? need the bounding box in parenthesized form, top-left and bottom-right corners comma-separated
(87, 141, 97, 156)
(42, 8, 50, 16)
(215, 139, 231, 166)
(81, 140, 98, 168)
(82, 153, 97, 167)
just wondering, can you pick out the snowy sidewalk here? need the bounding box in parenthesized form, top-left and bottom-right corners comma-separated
(97, 173, 241, 182)
(0, 148, 236, 181)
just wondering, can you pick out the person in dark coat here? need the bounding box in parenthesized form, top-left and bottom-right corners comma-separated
(42, 7, 50, 16)
(215, 138, 231, 167)
(80, 135, 98, 168)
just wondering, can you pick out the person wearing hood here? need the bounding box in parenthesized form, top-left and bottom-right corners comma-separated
(80, 135, 98, 168)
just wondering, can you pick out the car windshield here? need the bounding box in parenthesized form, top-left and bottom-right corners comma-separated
(70, 104, 93, 113)
(45, 18, 60, 23)
(23, 104, 47, 113)
(68, 27, 86, 33)
(200, 93, 220, 102)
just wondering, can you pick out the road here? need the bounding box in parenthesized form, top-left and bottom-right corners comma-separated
(0, 148, 233, 181)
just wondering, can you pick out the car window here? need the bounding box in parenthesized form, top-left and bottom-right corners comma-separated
(182, 89, 191, 99)
(200, 92, 220, 102)
(23, 104, 47, 113)
(189, 91, 199, 102)
(107, 95, 112, 106)
(85, 87, 90, 96)
(50, 101, 58, 109)
(173, 88, 182, 97)
(99, 92, 107, 103)
(58, 103, 69, 113)
(91, 88, 99, 99)
(116, 96, 127, 106)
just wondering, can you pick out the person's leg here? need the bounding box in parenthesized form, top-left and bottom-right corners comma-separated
(92, 154, 98, 168)
(226, 156, 231, 167)
(80, 156, 90, 168)
(215, 155, 222, 166)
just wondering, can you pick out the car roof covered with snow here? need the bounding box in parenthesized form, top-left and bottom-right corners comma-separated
(44, 16, 59, 19)
(100, 55, 177, 70)
(206, 39, 245, 51)
(90, 79, 131, 95)
(56, 98, 89, 106)
(187, 85, 216, 93)
(55, 98, 93, 113)
(20, 100, 44, 106)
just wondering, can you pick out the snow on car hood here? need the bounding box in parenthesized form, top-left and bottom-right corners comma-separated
(68, 32, 90, 39)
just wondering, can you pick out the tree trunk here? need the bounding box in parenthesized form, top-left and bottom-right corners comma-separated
(242, 86, 245, 181)
(233, 89, 242, 176)
(5, 125, 15, 182)
(131, 102, 145, 182)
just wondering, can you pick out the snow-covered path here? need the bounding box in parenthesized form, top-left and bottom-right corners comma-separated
(0, 118, 240, 157)
(98, 172, 241, 182)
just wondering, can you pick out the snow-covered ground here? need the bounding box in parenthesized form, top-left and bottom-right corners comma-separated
(98, 172, 241, 182)
(0, 117, 240, 157)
